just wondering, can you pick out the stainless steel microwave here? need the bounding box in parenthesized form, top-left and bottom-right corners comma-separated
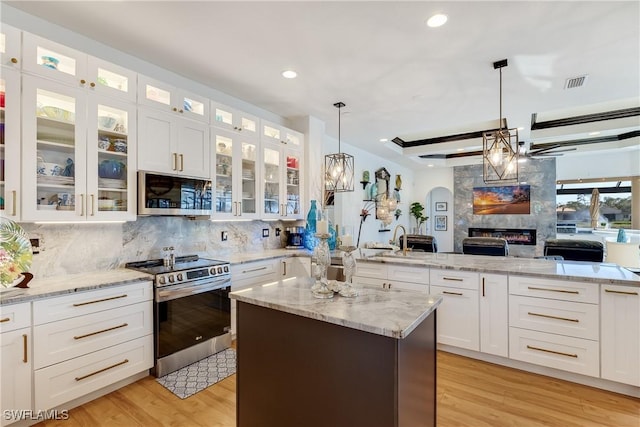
(138, 172, 212, 216)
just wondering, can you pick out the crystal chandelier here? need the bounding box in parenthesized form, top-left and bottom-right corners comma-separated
(483, 59, 519, 183)
(325, 102, 355, 192)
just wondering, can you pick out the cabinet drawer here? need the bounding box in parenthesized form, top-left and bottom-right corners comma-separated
(353, 262, 386, 279)
(430, 269, 479, 290)
(231, 260, 277, 288)
(509, 276, 598, 304)
(509, 327, 599, 377)
(34, 301, 153, 369)
(509, 295, 599, 340)
(33, 281, 153, 325)
(34, 335, 153, 411)
(0, 302, 31, 333)
(353, 275, 386, 289)
(387, 264, 429, 285)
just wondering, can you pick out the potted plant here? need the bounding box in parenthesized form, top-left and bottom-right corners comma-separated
(409, 202, 428, 234)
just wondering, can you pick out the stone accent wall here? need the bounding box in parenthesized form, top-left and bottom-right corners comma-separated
(453, 158, 556, 257)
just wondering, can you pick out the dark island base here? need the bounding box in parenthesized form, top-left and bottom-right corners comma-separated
(236, 302, 437, 427)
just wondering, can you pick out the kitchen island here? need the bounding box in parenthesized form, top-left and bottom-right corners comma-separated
(231, 277, 442, 427)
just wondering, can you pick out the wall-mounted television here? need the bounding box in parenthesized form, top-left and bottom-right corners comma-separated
(472, 185, 530, 215)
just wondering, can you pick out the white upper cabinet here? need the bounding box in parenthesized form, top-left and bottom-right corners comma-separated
(138, 75, 209, 123)
(211, 101, 259, 138)
(22, 33, 137, 101)
(261, 120, 303, 148)
(0, 24, 21, 69)
(1, 67, 21, 220)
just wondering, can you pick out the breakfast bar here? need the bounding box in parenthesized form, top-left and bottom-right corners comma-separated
(231, 277, 442, 427)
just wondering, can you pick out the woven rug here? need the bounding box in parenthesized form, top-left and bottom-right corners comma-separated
(156, 348, 236, 399)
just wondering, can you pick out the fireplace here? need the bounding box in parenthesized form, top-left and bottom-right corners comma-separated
(468, 228, 537, 246)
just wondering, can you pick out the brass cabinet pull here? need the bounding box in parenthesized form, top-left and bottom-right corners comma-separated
(527, 286, 579, 295)
(443, 290, 463, 296)
(90, 82, 96, 88)
(528, 311, 579, 323)
(238, 202, 242, 216)
(282, 260, 287, 276)
(74, 323, 128, 340)
(11, 57, 18, 64)
(11, 191, 17, 216)
(23, 334, 28, 363)
(75, 359, 129, 381)
(179, 154, 184, 171)
(604, 289, 638, 296)
(443, 277, 464, 282)
(242, 266, 267, 274)
(0, 317, 10, 323)
(80, 79, 86, 84)
(526, 345, 577, 358)
(73, 294, 127, 307)
(80, 194, 85, 216)
(172, 153, 177, 170)
(90, 194, 95, 216)
(482, 277, 485, 297)
(388, 283, 392, 289)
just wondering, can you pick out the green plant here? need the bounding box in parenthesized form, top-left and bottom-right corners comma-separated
(409, 202, 428, 231)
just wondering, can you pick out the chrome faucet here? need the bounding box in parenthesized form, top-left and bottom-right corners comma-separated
(390, 225, 408, 256)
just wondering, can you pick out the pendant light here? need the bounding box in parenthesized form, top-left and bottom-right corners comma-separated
(325, 102, 355, 192)
(483, 59, 519, 183)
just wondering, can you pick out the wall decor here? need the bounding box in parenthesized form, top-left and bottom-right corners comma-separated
(472, 185, 530, 215)
(434, 215, 447, 231)
(435, 202, 447, 212)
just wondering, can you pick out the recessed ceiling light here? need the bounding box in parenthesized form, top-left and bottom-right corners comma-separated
(517, 127, 524, 131)
(282, 70, 297, 79)
(588, 131, 601, 136)
(380, 138, 388, 142)
(456, 148, 464, 152)
(426, 13, 448, 28)
(427, 164, 434, 168)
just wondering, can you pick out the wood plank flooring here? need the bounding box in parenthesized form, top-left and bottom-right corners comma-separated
(35, 351, 639, 427)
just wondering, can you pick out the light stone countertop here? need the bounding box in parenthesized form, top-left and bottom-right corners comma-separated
(227, 248, 311, 264)
(0, 269, 153, 306)
(230, 276, 442, 339)
(356, 250, 640, 286)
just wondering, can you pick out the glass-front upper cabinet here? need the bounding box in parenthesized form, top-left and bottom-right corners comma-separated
(262, 145, 281, 219)
(0, 67, 21, 219)
(284, 149, 302, 218)
(0, 24, 21, 69)
(210, 101, 258, 138)
(22, 33, 136, 101)
(21, 75, 136, 221)
(138, 75, 209, 123)
(212, 129, 258, 219)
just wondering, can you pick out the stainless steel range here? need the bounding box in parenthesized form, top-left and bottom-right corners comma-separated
(126, 255, 231, 377)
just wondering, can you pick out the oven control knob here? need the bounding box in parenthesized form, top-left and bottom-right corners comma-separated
(210, 268, 217, 275)
(217, 267, 223, 274)
(158, 276, 166, 285)
(168, 275, 175, 283)
(177, 273, 183, 281)
(223, 266, 229, 273)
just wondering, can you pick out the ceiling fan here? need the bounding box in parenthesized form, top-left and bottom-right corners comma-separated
(519, 141, 576, 158)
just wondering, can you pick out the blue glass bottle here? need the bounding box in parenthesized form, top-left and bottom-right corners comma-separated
(303, 200, 319, 250)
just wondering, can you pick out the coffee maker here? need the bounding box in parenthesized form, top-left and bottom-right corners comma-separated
(286, 226, 305, 248)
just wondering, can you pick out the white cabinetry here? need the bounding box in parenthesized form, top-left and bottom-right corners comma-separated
(508, 276, 599, 377)
(0, 24, 21, 69)
(353, 262, 429, 292)
(32, 282, 153, 410)
(230, 259, 278, 337)
(600, 284, 639, 386)
(211, 101, 259, 137)
(212, 128, 259, 219)
(138, 75, 208, 122)
(0, 302, 32, 426)
(479, 273, 508, 357)
(430, 269, 479, 351)
(261, 121, 303, 220)
(279, 256, 311, 279)
(21, 75, 137, 221)
(1, 66, 21, 220)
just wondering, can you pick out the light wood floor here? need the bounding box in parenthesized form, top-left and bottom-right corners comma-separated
(35, 351, 639, 427)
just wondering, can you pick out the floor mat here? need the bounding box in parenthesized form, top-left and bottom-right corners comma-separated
(155, 348, 236, 399)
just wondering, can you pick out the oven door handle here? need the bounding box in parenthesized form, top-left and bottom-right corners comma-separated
(156, 277, 230, 302)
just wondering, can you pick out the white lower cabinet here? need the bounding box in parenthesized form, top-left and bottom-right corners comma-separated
(0, 303, 32, 427)
(600, 284, 640, 386)
(479, 274, 508, 357)
(430, 269, 479, 351)
(279, 256, 311, 279)
(353, 262, 429, 292)
(32, 281, 153, 411)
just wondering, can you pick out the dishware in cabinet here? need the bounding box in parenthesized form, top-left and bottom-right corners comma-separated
(261, 141, 303, 219)
(212, 129, 259, 219)
(138, 74, 209, 123)
(1, 67, 21, 219)
(211, 101, 259, 138)
(22, 32, 137, 101)
(21, 75, 136, 221)
(0, 23, 21, 69)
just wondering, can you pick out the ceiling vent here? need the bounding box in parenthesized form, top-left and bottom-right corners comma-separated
(564, 74, 588, 89)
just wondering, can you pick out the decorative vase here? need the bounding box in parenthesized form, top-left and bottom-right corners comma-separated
(395, 174, 402, 191)
(303, 200, 319, 250)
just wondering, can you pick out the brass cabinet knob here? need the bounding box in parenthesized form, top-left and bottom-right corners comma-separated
(10, 57, 18, 64)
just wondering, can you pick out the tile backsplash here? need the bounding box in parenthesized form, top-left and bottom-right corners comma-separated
(20, 217, 292, 278)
